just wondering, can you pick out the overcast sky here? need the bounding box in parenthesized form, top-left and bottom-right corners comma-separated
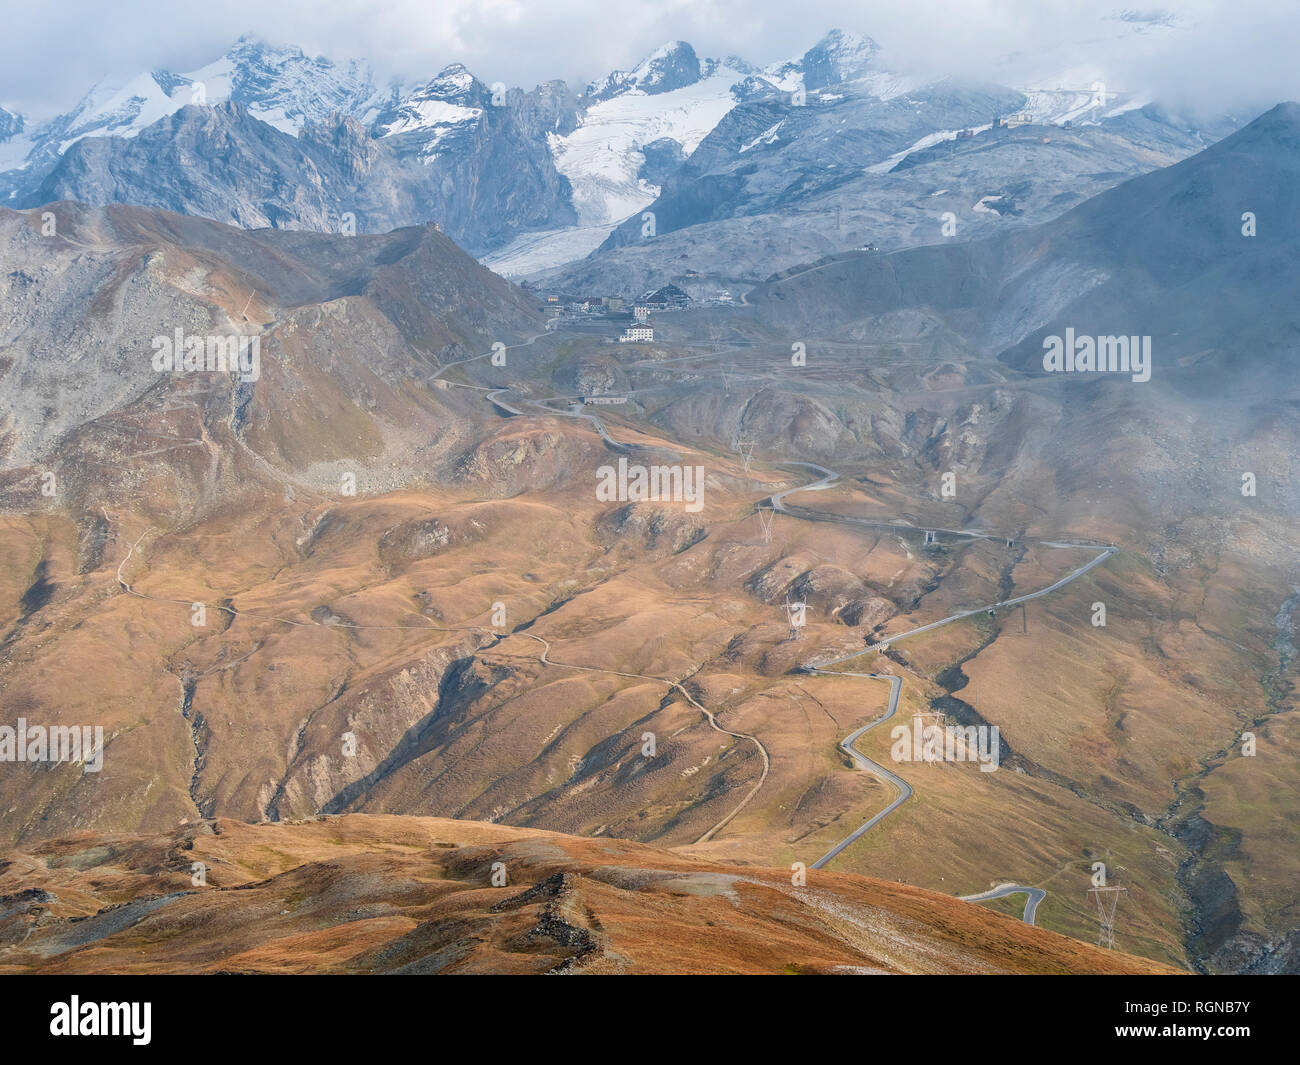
(3, 0, 1297, 120)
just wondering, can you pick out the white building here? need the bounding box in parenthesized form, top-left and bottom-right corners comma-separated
(619, 327, 653, 343)
(632, 305, 651, 321)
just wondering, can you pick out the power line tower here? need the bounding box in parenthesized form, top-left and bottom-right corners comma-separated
(735, 439, 756, 474)
(1088, 885, 1127, 949)
(784, 594, 806, 641)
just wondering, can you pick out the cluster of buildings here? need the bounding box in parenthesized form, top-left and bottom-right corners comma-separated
(528, 281, 706, 344)
(535, 293, 626, 315)
(618, 285, 694, 341)
(953, 112, 1037, 140)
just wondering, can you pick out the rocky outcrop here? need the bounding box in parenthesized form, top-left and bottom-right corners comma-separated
(597, 502, 706, 555)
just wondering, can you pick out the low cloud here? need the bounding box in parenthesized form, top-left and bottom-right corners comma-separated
(1, 0, 1294, 121)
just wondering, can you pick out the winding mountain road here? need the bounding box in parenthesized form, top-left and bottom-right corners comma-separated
(805, 671, 909, 869)
(492, 374, 1111, 924)
(959, 883, 1046, 925)
(857, 544, 1115, 654)
(425, 330, 550, 387)
(432, 320, 1118, 931)
(109, 330, 1103, 926)
(498, 378, 1111, 862)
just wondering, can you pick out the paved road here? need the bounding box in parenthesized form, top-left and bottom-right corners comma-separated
(767, 462, 1115, 552)
(533, 400, 638, 451)
(859, 545, 1116, 654)
(959, 883, 1047, 925)
(425, 330, 549, 386)
(806, 671, 910, 869)
(486, 361, 1112, 815)
(764, 459, 1116, 658)
(472, 340, 1112, 933)
(775, 502, 994, 542)
(769, 462, 839, 511)
(489, 387, 679, 456)
(109, 308, 1109, 914)
(763, 461, 1111, 917)
(806, 655, 1049, 921)
(485, 388, 525, 415)
(476, 352, 1113, 934)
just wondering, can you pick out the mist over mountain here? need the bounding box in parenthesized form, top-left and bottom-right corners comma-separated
(743, 102, 1300, 392)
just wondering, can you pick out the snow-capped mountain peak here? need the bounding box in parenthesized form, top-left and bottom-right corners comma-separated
(803, 28, 879, 88)
(588, 41, 707, 102)
(0, 36, 388, 175)
(763, 28, 881, 93)
(0, 106, 25, 143)
(371, 64, 487, 159)
(417, 63, 479, 97)
(629, 41, 703, 94)
(1, 23, 1208, 282)
(197, 37, 388, 132)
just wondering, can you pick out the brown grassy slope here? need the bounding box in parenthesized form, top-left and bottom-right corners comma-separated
(0, 457, 1249, 968)
(0, 814, 1181, 975)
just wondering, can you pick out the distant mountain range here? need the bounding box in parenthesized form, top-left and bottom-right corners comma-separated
(742, 101, 1300, 392)
(0, 29, 1244, 288)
